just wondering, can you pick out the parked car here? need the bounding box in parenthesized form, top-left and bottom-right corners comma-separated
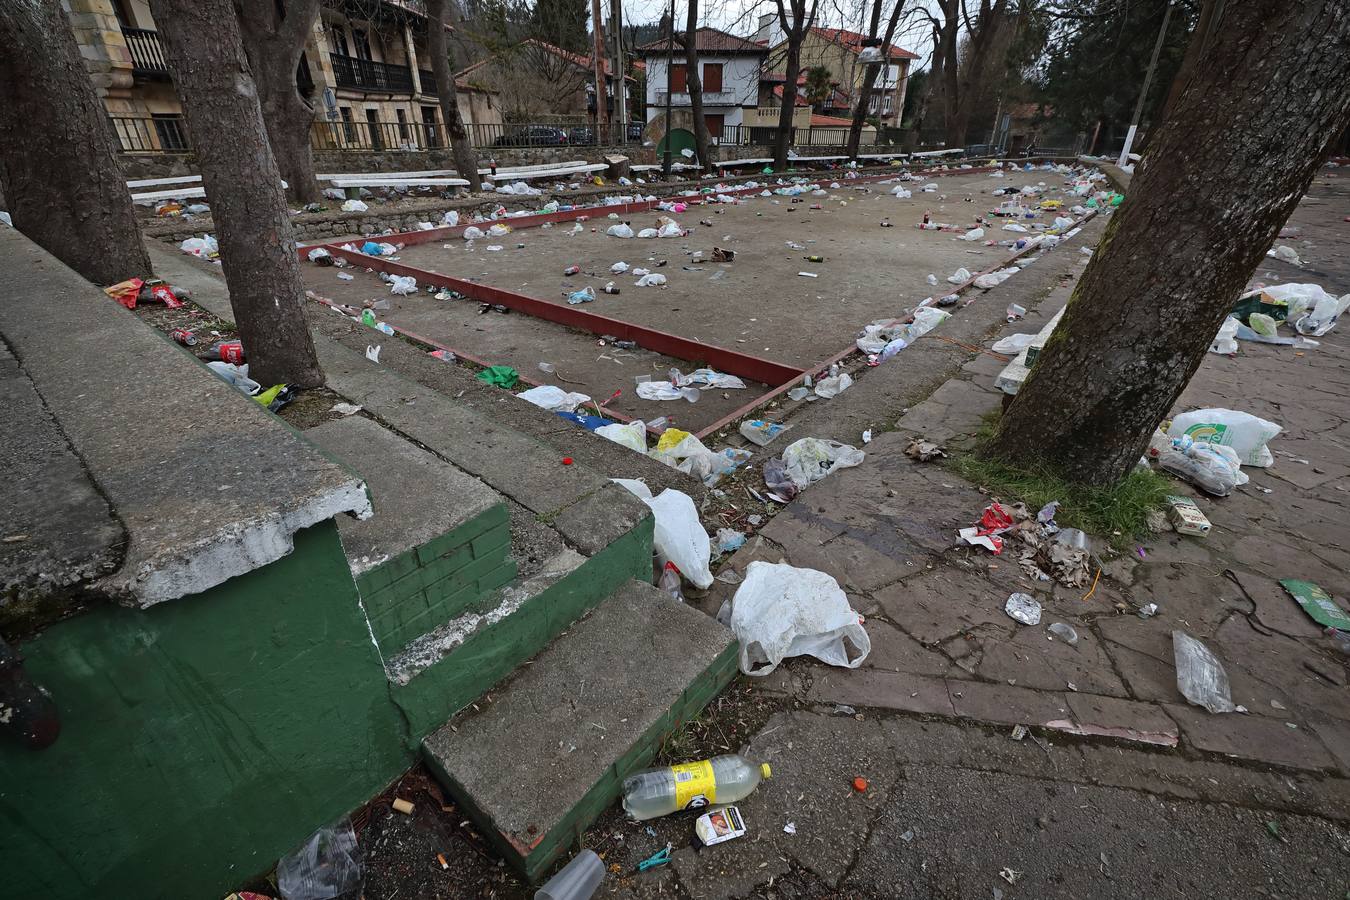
(567, 126, 596, 146)
(494, 125, 568, 147)
(626, 122, 644, 142)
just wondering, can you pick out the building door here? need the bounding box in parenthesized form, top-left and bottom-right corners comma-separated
(702, 63, 722, 93)
(331, 25, 350, 57)
(704, 113, 724, 143)
(365, 108, 383, 149)
(340, 106, 355, 144)
(421, 105, 440, 148)
(352, 28, 373, 61)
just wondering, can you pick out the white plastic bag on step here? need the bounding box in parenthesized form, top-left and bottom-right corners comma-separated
(1173, 630, 1236, 714)
(595, 419, 648, 453)
(612, 479, 713, 588)
(779, 438, 865, 489)
(515, 384, 591, 412)
(1167, 408, 1281, 467)
(728, 561, 870, 676)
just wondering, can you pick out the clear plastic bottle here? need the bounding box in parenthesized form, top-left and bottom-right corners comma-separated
(622, 754, 772, 821)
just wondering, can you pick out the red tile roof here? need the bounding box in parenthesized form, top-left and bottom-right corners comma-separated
(810, 113, 854, 126)
(637, 27, 767, 55)
(809, 26, 919, 61)
(456, 39, 634, 81)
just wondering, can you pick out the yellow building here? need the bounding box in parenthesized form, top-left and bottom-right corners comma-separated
(65, 0, 501, 155)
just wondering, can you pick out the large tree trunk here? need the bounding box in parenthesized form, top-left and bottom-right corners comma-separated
(235, 0, 323, 206)
(948, 0, 1007, 147)
(773, 0, 816, 172)
(683, 0, 712, 172)
(986, 0, 1350, 486)
(426, 0, 482, 192)
(847, 0, 905, 159)
(0, 0, 150, 284)
(148, 0, 323, 389)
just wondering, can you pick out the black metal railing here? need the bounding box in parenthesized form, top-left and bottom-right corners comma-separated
(122, 27, 170, 77)
(110, 115, 190, 152)
(329, 54, 414, 93)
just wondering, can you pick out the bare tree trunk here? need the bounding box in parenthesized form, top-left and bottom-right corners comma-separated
(986, 0, 1350, 486)
(948, 0, 1008, 147)
(235, 0, 322, 205)
(683, 0, 712, 171)
(773, 0, 817, 171)
(848, 0, 906, 159)
(148, 0, 323, 388)
(0, 0, 150, 284)
(427, 0, 482, 192)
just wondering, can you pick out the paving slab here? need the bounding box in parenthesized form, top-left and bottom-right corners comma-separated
(1165, 703, 1337, 772)
(0, 226, 368, 608)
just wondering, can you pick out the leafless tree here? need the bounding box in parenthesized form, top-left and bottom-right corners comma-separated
(771, 0, 820, 169)
(679, 0, 713, 168)
(426, 0, 482, 189)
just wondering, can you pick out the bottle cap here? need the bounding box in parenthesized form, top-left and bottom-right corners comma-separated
(760, 763, 772, 779)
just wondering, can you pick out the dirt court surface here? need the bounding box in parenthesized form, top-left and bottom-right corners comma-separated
(301, 167, 1089, 432)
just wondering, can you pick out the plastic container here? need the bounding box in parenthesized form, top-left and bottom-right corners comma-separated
(535, 849, 604, 900)
(622, 754, 771, 820)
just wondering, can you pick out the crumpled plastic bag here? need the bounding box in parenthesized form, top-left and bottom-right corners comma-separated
(960, 228, 985, 241)
(276, 819, 363, 900)
(648, 429, 750, 485)
(1168, 408, 1281, 467)
(779, 438, 865, 490)
(442, 210, 459, 226)
(974, 268, 1018, 289)
(946, 267, 971, 284)
(678, 368, 746, 389)
(992, 333, 1037, 354)
(657, 221, 683, 238)
(388, 275, 417, 295)
(607, 223, 635, 238)
(595, 419, 647, 452)
(487, 223, 512, 237)
(613, 479, 712, 588)
(637, 227, 659, 238)
(516, 384, 591, 412)
(341, 199, 368, 212)
(727, 561, 870, 676)
(179, 235, 218, 258)
(1209, 316, 1240, 354)
(462, 226, 485, 240)
(1173, 631, 1236, 714)
(1255, 283, 1350, 336)
(814, 373, 853, 398)
(1158, 437, 1248, 496)
(636, 273, 667, 287)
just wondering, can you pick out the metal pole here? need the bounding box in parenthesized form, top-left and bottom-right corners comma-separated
(663, 0, 674, 178)
(1118, 0, 1173, 167)
(592, 0, 608, 126)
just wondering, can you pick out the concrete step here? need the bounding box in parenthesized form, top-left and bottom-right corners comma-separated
(303, 416, 517, 656)
(422, 579, 738, 882)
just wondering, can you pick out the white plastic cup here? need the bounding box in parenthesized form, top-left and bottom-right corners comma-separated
(535, 849, 604, 900)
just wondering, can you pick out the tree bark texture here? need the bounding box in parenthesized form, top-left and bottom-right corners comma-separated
(773, 0, 817, 171)
(148, 0, 323, 388)
(986, 0, 1350, 486)
(234, 0, 323, 205)
(0, 0, 150, 284)
(683, 0, 712, 171)
(847, 0, 905, 159)
(427, 0, 482, 192)
(947, 0, 1008, 147)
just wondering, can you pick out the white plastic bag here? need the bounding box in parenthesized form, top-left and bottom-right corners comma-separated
(635, 273, 667, 287)
(612, 479, 713, 588)
(728, 561, 870, 676)
(947, 267, 971, 284)
(637, 228, 659, 238)
(595, 420, 647, 452)
(341, 199, 368, 213)
(388, 275, 417, 295)
(1168, 408, 1281, 467)
(607, 223, 635, 238)
(992, 333, 1037, 354)
(657, 221, 683, 238)
(1209, 316, 1240, 354)
(462, 226, 485, 240)
(442, 210, 459, 227)
(960, 228, 985, 241)
(1173, 631, 1236, 714)
(277, 819, 363, 900)
(779, 438, 865, 489)
(813, 373, 853, 398)
(487, 223, 512, 237)
(515, 385, 591, 412)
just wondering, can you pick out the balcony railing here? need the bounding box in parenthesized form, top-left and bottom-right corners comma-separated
(653, 90, 741, 107)
(329, 54, 414, 93)
(122, 27, 170, 78)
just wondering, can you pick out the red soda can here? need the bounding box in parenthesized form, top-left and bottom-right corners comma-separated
(170, 328, 197, 347)
(217, 341, 245, 364)
(563, 265, 580, 276)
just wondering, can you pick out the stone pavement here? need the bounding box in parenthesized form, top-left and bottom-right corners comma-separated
(693, 174, 1350, 784)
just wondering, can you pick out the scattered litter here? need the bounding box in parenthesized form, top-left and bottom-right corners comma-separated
(728, 561, 870, 675)
(1279, 579, 1350, 631)
(624, 753, 769, 820)
(277, 819, 363, 900)
(613, 480, 713, 588)
(1173, 630, 1236, 714)
(1166, 495, 1211, 536)
(1010, 724, 1028, 741)
(1005, 593, 1042, 626)
(1268, 245, 1302, 266)
(365, 345, 381, 363)
(1137, 603, 1160, 619)
(388, 275, 417, 295)
(331, 402, 362, 417)
(814, 372, 853, 398)
(607, 223, 634, 238)
(516, 385, 591, 412)
(475, 365, 519, 389)
(341, 199, 368, 212)
(852, 777, 869, 792)
(833, 704, 857, 716)
(905, 438, 946, 462)
(783, 821, 797, 836)
(696, 808, 750, 846)
(1047, 622, 1078, 645)
(391, 798, 414, 815)
(595, 419, 647, 453)
(567, 286, 597, 305)
(536, 850, 604, 899)
(636, 273, 667, 287)
(1006, 303, 1026, 321)
(991, 333, 1037, 354)
(739, 419, 791, 447)
(716, 528, 747, 554)
(999, 868, 1022, 886)
(947, 267, 972, 284)
(770, 438, 865, 494)
(1168, 408, 1281, 467)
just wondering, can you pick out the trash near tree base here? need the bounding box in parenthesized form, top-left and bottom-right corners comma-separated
(725, 561, 870, 676)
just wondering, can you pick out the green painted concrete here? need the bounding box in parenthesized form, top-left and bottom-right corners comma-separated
(391, 515, 655, 740)
(0, 522, 410, 900)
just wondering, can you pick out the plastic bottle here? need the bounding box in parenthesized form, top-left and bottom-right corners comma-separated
(622, 754, 772, 820)
(658, 561, 683, 601)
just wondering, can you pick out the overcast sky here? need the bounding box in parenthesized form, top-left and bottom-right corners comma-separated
(618, 0, 940, 66)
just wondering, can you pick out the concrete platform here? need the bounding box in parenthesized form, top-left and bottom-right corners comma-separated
(423, 579, 738, 881)
(0, 226, 370, 609)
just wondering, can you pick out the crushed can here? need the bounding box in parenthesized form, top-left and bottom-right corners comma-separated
(170, 328, 197, 347)
(563, 265, 580, 276)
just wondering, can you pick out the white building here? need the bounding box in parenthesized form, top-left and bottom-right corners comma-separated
(638, 28, 768, 136)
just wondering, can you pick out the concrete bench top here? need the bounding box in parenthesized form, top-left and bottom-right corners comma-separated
(328, 177, 471, 188)
(131, 186, 207, 202)
(995, 307, 1065, 395)
(0, 226, 370, 608)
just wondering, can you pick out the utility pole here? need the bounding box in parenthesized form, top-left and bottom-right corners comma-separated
(1117, 0, 1173, 167)
(611, 0, 626, 127)
(662, 0, 674, 178)
(592, 0, 608, 126)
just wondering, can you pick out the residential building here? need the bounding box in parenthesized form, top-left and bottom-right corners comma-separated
(454, 39, 637, 126)
(63, 0, 500, 155)
(757, 17, 918, 129)
(637, 27, 772, 141)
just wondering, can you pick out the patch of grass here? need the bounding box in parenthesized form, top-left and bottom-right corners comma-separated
(948, 449, 1172, 547)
